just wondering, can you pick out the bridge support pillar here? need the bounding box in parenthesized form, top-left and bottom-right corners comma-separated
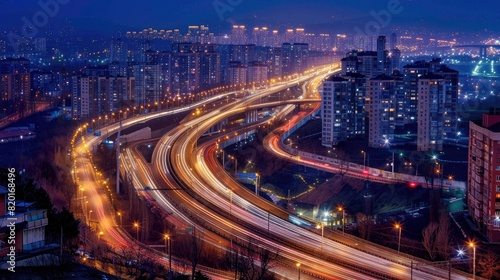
(245, 110, 258, 123)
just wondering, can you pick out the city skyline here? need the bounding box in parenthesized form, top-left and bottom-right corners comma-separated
(1, 1, 500, 279)
(1, 0, 500, 36)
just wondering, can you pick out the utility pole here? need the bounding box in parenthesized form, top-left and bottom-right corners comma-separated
(116, 121, 122, 194)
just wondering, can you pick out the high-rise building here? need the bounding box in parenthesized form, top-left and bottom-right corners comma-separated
(367, 74, 399, 148)
(108, 62, 127, 77)
(295, 28, 305, 43)
(389, 48, 401, 72)
(435, 65, 459, 138)
(34, 38, 47, 55)
(402, 58, 445, 124)
(269, 47, 282, 79)
(341, 50, 378, 78)
(291, 43, 309, 74)
(133, 63, 162, 105)
(109, 38, 125, 63)
(281, 43, 309, 77)
(321, 73, 366, 147)
(199, 50, 221, 90)
(281, 43, 293, 77)
(171, 43, 199, 95)
(71, 75, 135, 120)
(271, 30, 280, 47)
(231, 25, 247, 45)
(417, 74, 445, 152)
(98, 76, 135, 112)
(377, 36, 386, 72)
(0, 58, 31, 108)
(247, 62, 268, 84)
(31, 71, 63, 98)
(71, 75, 97, 120)
(157, 51, 172, 99)
(468, 112, 500, 242)
(230, 44, 256, 66)
(228, 62, 247, 86)
(390, 33, 397, 50)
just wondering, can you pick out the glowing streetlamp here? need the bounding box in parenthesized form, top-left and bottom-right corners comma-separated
(134, 222, 139, 241)
(469, 242, 476, 279)
(117, 212, 122, 227)
(395, 224, 402, 255)
(338, 207, 345, 234)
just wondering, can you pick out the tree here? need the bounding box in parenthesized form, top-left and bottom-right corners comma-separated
(422, 222, 439, 260)
(337, 150, 350, 181)
(435, 212, 452, 259)
(189, 227, 205, 278)
(356, 212, 373, 240)
(477, 252, 500, 279)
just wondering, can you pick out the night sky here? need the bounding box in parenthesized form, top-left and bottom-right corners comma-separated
(1, 0, 499, 34)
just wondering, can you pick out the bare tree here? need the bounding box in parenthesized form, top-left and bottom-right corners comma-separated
(422, 222, 439, 260)
(189, 227, 205, 278)
(356, 213, 373, 240)
(435, 212, 452, 259)
(337, 150, 350, 181)
(477, 252, 500, 279)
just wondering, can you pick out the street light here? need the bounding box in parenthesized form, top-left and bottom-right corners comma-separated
(361, 150, 367, 168)
(117, 212, 122, 227)
(98, 231, 104, 240)
(88, 210, 93, 222)
(395, 224, 402, 255)
(469, 242, 476, 279)
(296, 262, 301, 280)
(316, 223, 324, 252)
(164, 234, 169, 253)
(134, 222, 139, 241)
(338, 207, 345, 234)
(166, 234, 172, 278)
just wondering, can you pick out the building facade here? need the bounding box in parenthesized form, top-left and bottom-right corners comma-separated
(417, 74, 447, 152)
(321, 73, 366, 147)
(367, 75, 398, 148)
(468, 113, 500, 242)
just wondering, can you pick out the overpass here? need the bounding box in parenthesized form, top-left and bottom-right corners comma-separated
(435, 44, 500, 58)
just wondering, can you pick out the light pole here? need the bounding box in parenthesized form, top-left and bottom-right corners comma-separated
(395, 224, 402, 255)
(296, 262, 301, 280)
(164, 234, 169, 253)
(255, 173, 260, 195)
(134, 222, 139, 241)
(117, 212, 122, 227)
(168, 235, 172, 280)
(317, 223, 324, 252)
(469, 242, 476, 279)
(338, 207, 345, 234)
(98, 231, 104, 240)
(88, 210, 92, 222)
(361, 150, 366, 168)
(231, 156, 237, 174)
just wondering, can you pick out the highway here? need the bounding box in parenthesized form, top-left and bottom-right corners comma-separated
(72, 89, 253, 279)
(74, 64, 472, 279)
(144, 66, 471, 279)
